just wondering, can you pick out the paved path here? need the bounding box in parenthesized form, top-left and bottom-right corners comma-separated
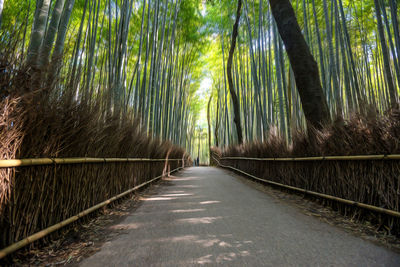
(79, 167, 400, 266)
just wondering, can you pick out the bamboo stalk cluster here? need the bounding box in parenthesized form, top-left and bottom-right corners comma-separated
(1, 0, 204, 149)
(0, 0, 201, 253)
(208, 0, 400, 146)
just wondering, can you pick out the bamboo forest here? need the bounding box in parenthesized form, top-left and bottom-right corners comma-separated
(1, 0, 400, 265)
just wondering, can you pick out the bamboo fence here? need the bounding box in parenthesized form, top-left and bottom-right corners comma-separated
(0, 156, 189, 259)
(0, 164, 184, 259)
(221, 154, 400, 161)
(212, 151, 400, 234)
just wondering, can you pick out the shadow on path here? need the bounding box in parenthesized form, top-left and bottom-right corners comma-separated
(78, 167, 400, 266)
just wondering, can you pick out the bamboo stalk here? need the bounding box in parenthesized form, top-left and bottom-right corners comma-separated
(213, 156, 400, 218)
(221, 154, 400, 161)
(0, 158, 182, 168)
(0, 166, 184, 259)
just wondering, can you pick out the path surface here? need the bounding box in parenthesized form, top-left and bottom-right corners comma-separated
(79, 167, 400, 266)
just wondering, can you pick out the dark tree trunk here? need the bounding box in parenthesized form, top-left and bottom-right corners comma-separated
(269, 0, 331, 129)
(227, 0, 244, 144)
(215, 91, 220, 147)
(207, 94, 213, 162)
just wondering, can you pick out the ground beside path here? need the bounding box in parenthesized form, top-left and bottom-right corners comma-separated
(76, 167, 400, 266)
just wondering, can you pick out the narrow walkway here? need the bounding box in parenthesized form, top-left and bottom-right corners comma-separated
(79, 167, 400, 266)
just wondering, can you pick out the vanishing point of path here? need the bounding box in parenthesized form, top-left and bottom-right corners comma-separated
(79, 167, 400, 266)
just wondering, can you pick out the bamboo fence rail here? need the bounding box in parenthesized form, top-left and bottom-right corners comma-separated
(212, 155, 400, 218)
(0, 164, 185, 259)
(221, 154, 400, 161)
(2, 154, 395, 168)
(0, 157, 183, 168)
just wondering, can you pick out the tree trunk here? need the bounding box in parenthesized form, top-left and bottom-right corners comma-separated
(227, 0, 244, 144)
(268, 0, 331, 129)
(374, 0, 397, 108)
(39, 0, 66, 68)
(215, 88, 220, 147)
(50, 0, 75, 66)
(47, 0, 75, 87)
(26, 0, 51, 68)
(0, 0, 4, 28)
(207, 94, 212, 162)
